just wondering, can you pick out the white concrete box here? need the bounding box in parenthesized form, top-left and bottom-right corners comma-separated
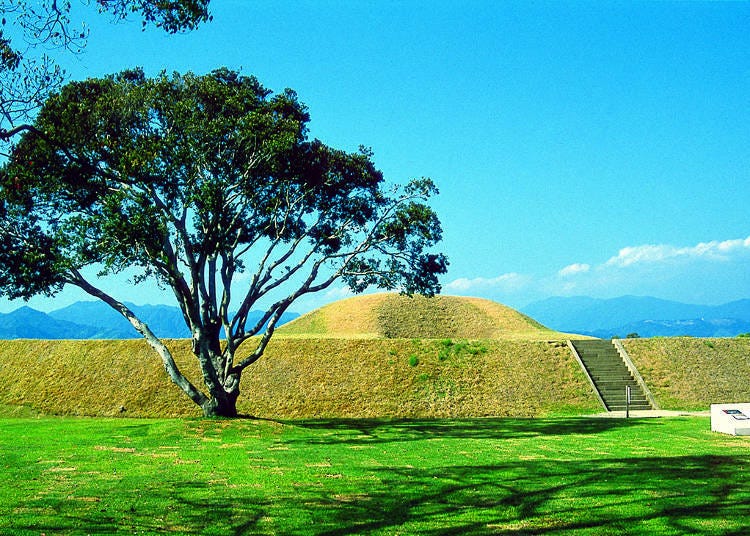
(711, 403, 750, 436)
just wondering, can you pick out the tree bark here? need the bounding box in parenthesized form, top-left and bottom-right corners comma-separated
(202, 372, 241, 417)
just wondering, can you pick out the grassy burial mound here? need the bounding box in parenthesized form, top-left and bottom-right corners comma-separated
(623, 337, 750, 411)
(278, 293, 575, 340)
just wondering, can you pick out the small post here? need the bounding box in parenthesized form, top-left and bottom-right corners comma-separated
(626, 385, 631, 418)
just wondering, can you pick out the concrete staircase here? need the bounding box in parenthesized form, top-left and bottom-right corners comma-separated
(571, 340, 653, 411)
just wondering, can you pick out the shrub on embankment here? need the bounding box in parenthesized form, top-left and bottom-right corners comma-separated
(0, 338, 600, 418)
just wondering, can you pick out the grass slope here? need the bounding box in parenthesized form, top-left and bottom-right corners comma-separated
(0, 338, 600, 418)
(1, 416, 748, 534)
(278, 293, 576, 340)
(623, 337, 750, 410)
(2, 293, 749, 418)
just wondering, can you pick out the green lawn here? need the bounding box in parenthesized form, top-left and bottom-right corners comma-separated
(1, 416, 749, 535)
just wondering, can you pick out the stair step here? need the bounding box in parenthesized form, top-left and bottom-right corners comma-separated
(572, 339, 653, 412)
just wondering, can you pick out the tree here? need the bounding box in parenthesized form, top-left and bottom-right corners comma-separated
(0, 69, 448, 417)
(0, 0, 211, 146)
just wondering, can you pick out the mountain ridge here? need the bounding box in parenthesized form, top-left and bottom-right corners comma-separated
(0, 301, 299, 340)
(3, 295, 749, 340)
(521, 295, 750, 337)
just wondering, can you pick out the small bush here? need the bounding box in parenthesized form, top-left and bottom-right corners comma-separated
(466, 343, 488, 355)
(409, 354, 420, 367)
(453, 341, 468, 354)
(704, 340, 716, 349)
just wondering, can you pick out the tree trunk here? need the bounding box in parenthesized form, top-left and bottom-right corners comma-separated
(202, 389, 240, 417)
(201, 370, 242, 418)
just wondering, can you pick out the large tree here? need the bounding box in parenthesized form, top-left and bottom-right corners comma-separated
(1, 0, 211, 145)
(0, 69, 448, 417)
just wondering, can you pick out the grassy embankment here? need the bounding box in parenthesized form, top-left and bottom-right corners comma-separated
(0, 294, 599, 418)
(2, 293, 750, 418)
(623, 336, 750, 410)
(0, 339, 599, 418)
(1, 415, 749, 535)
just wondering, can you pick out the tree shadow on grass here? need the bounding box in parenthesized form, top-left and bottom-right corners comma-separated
(282, 417, 658, 445)
(18, 484, 271, 536)
(28, 452, 747, 535)
(297, 453, 750, 535)
(14, 418, 748, 536)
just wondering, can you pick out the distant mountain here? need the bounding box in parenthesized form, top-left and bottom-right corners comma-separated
(0, 302, 299, 340)
(0, 306, 103, 339)
(521, 296, 750, 338)
(584, 318, 750, 339)
(49, 302, 189, 338)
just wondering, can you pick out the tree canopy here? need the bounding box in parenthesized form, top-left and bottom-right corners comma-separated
(0, 0, 211, 145)
(0, 69, 448, 416)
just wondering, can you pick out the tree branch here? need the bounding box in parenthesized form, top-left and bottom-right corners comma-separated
(66, 269, 209, 408)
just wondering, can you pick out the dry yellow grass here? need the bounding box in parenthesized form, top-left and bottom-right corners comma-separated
(243, 338, 598, 418)
(623, 337, 750, 410)
(0, 339, 199, 417)
(0, 337, 600, 418)
(278, 293, 385, 338)
(278, 293, 576, 340)
(3, 293, 746, 419)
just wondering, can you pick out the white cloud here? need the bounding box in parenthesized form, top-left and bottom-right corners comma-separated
(445, 272, 530, 292)
(323, 286, 354, 300)
(605, 236, 750, 268)
(558, 263, 590, 277)
(441, 235, 750, 307)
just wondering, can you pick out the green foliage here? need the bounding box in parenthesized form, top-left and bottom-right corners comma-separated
(100, 0, 212, 33)
(437, 338, 453, 360)
(0, 69, 446, 416)
(435, 339, 487, 362)
(2, 69, 446, 303)
(704, 340, 716, 349)
(1, 416, 748, 534)
(408, 354, 420, 367)
(1, 0, 211, 141)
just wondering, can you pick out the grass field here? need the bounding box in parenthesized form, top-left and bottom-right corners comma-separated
(2, 415, 749, 535)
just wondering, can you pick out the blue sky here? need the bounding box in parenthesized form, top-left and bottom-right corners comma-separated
(2, 0, 749, 314)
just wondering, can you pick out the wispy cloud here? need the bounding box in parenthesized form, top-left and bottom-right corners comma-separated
(605, 236, 750, 268)
(445, 272, 531, 293)
(323, 286, 354, 300)
(444, 235, 750, 306)
(558, 263, 590, 277)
